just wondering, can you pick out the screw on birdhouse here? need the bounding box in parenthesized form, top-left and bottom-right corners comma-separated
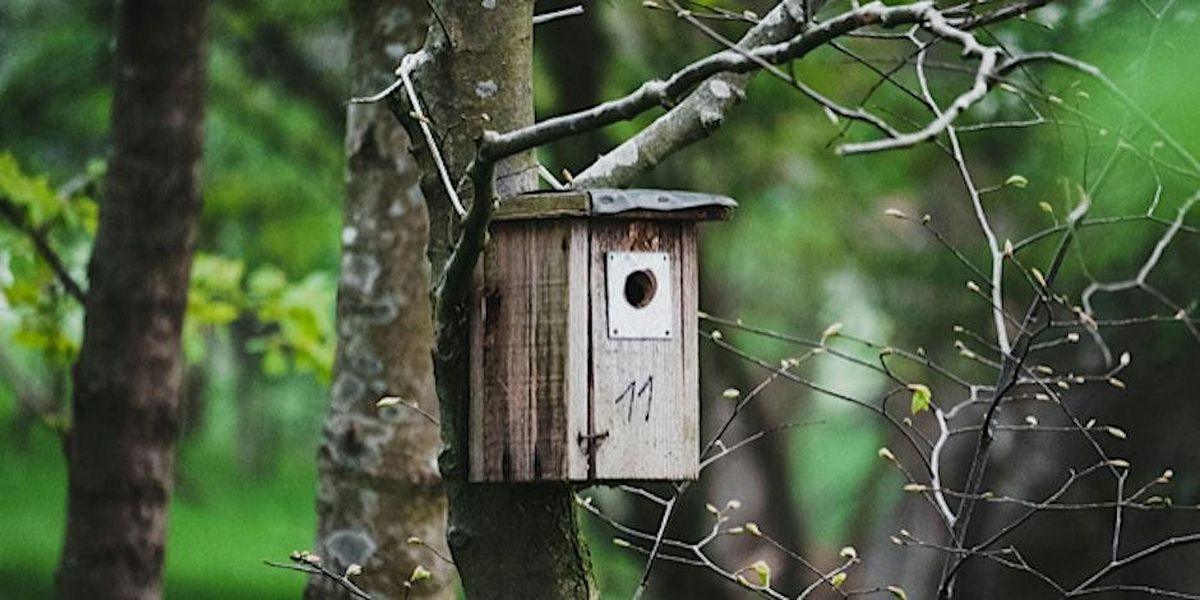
(578, 430, 610, 458)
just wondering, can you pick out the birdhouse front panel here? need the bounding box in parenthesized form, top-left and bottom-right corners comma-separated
(588, 220, 699, 481)
(468, 189, 733, 483)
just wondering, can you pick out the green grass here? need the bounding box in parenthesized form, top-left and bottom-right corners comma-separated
(164, 445, 316, 599)
(0, 375, 656, 599)
(0, 421, 66, 599)
(0, 390, 318, 599)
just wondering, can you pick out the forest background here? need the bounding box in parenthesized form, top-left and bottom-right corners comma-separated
(1, 0, 1198, 598)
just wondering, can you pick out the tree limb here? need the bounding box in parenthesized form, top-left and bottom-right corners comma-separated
(0, 193, 86, 304)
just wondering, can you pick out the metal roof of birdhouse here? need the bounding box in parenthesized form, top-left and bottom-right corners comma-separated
(493, 188, 737, 222)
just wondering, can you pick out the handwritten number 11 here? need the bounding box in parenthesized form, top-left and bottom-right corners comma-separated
(615, 375, 654, 422)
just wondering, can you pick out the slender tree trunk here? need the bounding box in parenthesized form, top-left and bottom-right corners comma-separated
(232, 317, 281, 477)
(55, 2, 208, 599)
(307, 1, 454, 598)
(404, 3, 597, 598)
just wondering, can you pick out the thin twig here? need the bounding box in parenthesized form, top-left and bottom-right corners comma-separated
(533, 5, 583, 26)
(0, 193, 87, 304)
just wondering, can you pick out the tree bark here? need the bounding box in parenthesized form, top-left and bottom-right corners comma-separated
(403, 3, 597, 598)
(306, 1, 455, 598)
(56, 2, 208, 599)
(233, 317, 281, 477)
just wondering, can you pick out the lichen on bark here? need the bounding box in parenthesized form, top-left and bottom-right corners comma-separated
(398, 2, 598, 598)
(307, 1, 453, 598)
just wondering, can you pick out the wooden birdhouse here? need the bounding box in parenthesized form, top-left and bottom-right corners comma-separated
(469, 188, 735, 482)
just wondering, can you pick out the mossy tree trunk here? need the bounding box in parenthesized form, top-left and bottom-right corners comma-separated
(403, 3, 597, 598)
(307, 1, 455, 598)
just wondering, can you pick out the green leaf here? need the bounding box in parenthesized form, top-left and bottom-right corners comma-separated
(821, 321, 843, 342)
(261, 347, 288, 377)
(189, 299, 239, 325)
(247, 266, 288, 298)
(751, 560, 771, 587)
(831, 572, 847, 588)
(408, 565, 432, 583)
(0, 153, 62, 226)
(908, 384, 932, 414)
(1005, 174, 1029, 188)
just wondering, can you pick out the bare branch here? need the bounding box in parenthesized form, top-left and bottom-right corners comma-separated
(533, 5, 583, 26)
(264, 552, 372, 600)
(0, 192, 87, 304)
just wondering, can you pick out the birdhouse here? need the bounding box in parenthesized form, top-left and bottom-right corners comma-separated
(469, 188, 735, 482)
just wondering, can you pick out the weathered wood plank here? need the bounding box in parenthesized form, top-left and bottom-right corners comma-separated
(470, 220, 586, 481)
(504, 226, 534, 479)
(566, 221, 591, 479)
(589, 221, 696, 480)
(493, 191, 590, 221)
(679, 224, 699, 479)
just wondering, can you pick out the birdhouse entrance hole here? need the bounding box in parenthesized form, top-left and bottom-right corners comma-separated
(624, 269, 657, 308)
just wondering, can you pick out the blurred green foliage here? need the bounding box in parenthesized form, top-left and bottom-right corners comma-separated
(1, 0, 344, 596)
(186, 253, 335, 381)
(0, 153, 95, 364)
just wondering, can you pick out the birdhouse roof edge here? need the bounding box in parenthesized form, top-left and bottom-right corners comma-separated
(493, 188, 736, 222)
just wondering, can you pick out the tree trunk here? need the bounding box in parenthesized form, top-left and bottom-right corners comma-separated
(306, 1, 455, 598)
(55, 2, 208, 599)
(232, 317, 281, 477)
(405, 3, 597, 598)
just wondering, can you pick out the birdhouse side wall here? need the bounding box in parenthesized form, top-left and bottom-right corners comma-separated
(469, 220, 590, 481)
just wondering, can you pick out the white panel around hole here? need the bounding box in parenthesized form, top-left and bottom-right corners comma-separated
(606, 252, 673, 339)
